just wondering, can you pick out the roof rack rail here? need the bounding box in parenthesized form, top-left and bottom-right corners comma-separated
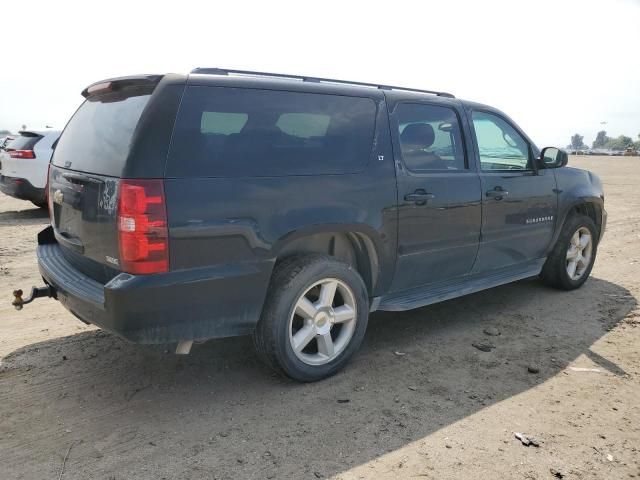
(190, 67, 455, 98)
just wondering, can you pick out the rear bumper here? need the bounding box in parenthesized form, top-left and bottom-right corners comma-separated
(0, 175, 45, 204)
(37, 227, 274, 344)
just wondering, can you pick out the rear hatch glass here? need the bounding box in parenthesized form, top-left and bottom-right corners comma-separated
(7, 132, 43, 150)
(49, 82, 155, 279)
(52, 92, 151, 177)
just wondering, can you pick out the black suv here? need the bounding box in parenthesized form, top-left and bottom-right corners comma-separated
(18, 69, 606, 381)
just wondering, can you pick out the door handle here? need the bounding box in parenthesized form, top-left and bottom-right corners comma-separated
(404, 190, 435, 205)
(486, 187, 509, 200)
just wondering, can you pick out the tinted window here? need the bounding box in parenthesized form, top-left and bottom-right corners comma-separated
(8, 133, 43, 150)
(53, 92, 152, 176)
(472, 111, 531, 171)
(396, 103, 466, 171)
(201, 112, 247, 135)
(167, 87, 377, 177)
(276, 113, 330, 138)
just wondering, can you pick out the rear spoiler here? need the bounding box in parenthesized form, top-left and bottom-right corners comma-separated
(17, 131, 43, 138)
(81, 75, 163, 99)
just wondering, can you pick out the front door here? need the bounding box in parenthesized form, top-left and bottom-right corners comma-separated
(390, 101, 482, 292)
(469, 110, 557, 272)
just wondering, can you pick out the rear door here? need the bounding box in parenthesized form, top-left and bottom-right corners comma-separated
(469, 109, 557, 272)
(389, 100, 482, 292)
(48, 76, 182, 281)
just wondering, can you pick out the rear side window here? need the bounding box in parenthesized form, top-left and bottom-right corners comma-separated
(276, 113, 330, 138)
(8, 133, 43, 150)
(53, 92, 152, 176)
(201, 112, 247, 135)
(167, 86, 377, 177)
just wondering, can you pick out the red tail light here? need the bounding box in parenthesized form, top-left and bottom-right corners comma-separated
(86, 81, 112, 95)
(117, 179, 169, 274)
(9, 149, 35, 159)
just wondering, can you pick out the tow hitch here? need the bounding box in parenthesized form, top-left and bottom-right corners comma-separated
(12, 286, 53, 310)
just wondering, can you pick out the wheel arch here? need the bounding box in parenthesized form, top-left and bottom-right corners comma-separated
(272, 225, 386, 296)
(551, 196, 604, 252)
(572, 201, 603, 233)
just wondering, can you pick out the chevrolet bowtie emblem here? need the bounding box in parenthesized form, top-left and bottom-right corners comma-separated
(53, 189, 64, 205)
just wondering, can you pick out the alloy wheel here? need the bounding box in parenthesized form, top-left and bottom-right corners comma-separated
(566, 227, 593, 281)
(288, 278, 358, 366)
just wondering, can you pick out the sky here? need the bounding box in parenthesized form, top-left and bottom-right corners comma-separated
(0, 0, 638, 148)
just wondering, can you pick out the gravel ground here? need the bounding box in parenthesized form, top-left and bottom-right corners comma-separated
(0, 156, 638, 479)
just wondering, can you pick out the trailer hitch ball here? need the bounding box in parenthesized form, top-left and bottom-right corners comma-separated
(12, 289, 24, 310)
(11, 286, 52, 310)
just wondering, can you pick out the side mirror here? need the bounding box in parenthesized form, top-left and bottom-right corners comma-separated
(539, 147, 568, 169)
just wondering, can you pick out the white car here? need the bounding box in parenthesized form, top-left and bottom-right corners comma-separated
(0, 136, 15, 148)
(0, 129, 61, 207)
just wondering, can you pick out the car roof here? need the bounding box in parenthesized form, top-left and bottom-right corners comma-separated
(187, 73, 389, 99)
(91, 71, 461, 104)
(182, 68, 462, 103)
(187, 68, 456, 100)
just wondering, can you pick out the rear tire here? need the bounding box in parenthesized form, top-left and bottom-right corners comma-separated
(540, 213, 598, 290)
(253, 254, 369, 382)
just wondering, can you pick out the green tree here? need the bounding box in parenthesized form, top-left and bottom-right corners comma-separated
(0, 129, 11, 135)
(592, 130, 610, 148)
(570, 133, 586, 150)
(605, 135, 634, 151)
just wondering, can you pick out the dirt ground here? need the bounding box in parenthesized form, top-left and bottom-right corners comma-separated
(0, 156, 639, 480)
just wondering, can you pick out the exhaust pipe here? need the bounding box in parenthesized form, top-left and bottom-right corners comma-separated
(12, 286, 53, 310)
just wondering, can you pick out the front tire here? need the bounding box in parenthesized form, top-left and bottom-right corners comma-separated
(540, 213, 598, 290)
(253, 254, 369, 382)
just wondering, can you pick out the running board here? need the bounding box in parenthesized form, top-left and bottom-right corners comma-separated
(378, 259, 546, 312)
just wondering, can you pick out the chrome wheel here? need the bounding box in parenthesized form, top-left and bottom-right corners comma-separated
(289, 278, 357, 366)
(566, 227, 593, 281)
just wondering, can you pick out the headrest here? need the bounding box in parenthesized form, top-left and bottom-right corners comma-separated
(401, 123, 435, 148)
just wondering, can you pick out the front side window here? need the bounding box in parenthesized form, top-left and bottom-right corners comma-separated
(472, 111, 531, 171)
(396, 103, 466, 172)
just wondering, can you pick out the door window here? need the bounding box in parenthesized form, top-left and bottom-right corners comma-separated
(396, 103, 466, 171)
(472, 111, 532, 171)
